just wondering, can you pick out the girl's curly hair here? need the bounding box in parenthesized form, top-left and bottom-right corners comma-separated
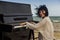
(36, 5, 49, 17)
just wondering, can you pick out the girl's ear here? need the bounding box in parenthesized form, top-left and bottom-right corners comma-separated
(43, 10, 46, 14)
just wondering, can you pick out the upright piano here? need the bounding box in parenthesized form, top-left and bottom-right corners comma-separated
(0, 1, 39, 40)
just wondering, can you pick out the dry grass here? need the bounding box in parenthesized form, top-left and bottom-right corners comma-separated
(54, 31, 60, 39)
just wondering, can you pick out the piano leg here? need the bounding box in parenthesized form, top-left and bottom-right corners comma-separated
(28, 30, 34, 40)
(0, 32, 2, 40)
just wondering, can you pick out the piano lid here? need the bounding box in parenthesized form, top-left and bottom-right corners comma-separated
(0, 1, 32, 15)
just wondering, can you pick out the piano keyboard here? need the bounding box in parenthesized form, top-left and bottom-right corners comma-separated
(14, 25, 27, 28)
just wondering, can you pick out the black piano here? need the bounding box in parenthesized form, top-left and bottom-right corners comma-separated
(0, 1, 39, 40)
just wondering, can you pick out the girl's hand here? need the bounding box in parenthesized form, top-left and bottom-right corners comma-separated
(20, 22, 26, 26)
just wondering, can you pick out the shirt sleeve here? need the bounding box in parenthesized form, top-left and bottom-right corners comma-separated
(26, 18, 47, 30)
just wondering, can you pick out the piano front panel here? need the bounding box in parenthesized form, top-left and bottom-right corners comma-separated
(4, 16, 33, 24)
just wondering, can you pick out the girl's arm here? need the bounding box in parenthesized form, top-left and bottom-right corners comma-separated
(26, 18, 47, 30)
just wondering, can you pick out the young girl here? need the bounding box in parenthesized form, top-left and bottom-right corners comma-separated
(26, 5, 54, 40)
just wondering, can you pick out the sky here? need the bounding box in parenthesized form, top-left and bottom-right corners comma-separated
(1, 0, 60, 16)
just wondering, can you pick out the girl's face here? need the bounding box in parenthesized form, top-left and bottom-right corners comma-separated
(39, 10, 46, 18)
